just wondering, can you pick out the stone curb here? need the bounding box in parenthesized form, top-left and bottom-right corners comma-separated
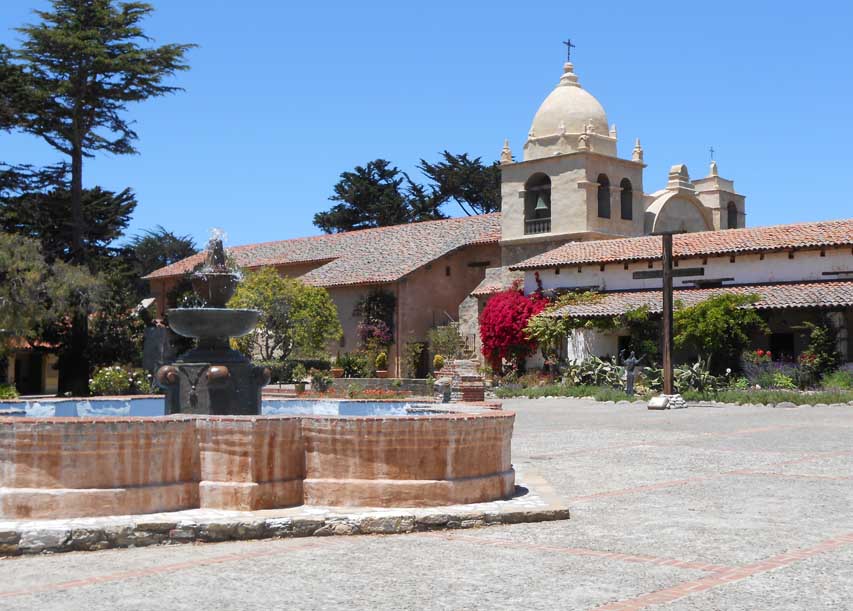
(0, 507, 570, 557)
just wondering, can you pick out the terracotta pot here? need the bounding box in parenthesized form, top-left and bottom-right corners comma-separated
(330, 368, 344, 378)
(376, 370, 388, 379)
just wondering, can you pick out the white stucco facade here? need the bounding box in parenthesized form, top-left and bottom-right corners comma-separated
(526, 248, 853, 295)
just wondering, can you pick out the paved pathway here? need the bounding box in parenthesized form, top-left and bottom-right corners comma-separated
(2, 400, 852, 610)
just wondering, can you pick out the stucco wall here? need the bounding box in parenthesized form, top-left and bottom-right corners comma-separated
(397, 244, 500, 374)
(565, 329, 620, 362)
(526, 247, 853, 295)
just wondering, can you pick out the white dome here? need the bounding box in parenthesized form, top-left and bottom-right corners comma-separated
(524, 63, 613, 160)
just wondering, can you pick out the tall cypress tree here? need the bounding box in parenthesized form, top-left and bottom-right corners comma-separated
(0, 1, 194, 394)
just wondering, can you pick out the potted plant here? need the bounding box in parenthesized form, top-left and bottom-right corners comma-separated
(433, 354, 445, 372)
(292, 363, 308, 394)
(310, 368, 333, 393)
(375, 351, 388, 378)
(330, 351, 344, 378)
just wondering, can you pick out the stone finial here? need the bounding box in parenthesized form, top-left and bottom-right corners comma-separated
(577, 133, 590, 151)
(558, 120, 566, 136)
(585, 119, 596, 135)
(500, 139, 513, 165)
(609, 124, 617, 139)
(632, 138, 644, 162)
(528, 127, 536, 139)
(667, 164, 694, 190)
(709, 160, 718, 177)
(559, 62, 580, 87)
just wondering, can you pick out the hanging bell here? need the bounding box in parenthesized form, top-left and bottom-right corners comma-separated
(534, 196, 549, 213)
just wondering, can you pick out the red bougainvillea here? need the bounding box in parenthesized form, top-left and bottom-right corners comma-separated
(479, 282, 548, 372)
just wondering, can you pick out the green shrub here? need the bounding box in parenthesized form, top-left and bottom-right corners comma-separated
(90, 365, 154, 396)
(403, 342, 425, 378)
(563, 356, 623, 387)
(799, 320, 842, 379)
(681, 388, 853, 406)
(375, 351, 387, 371)
(291, 363, 308, 383)
(822, 369, 853, 390)
(346, 383, 364, 398)
(731, 377, 750, 390)
(0, 384, 19, 400)
(310, 369, 332, 392)
(338, 352, 369, 378)
(427, 324, 464, 359)
(770, 372, 797, 390)
(496, 383, 643, 402)
(255, 359, 331, 384)
(433, 354, 445, 371)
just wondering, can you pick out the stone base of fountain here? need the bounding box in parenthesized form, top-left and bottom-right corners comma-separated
(158, 359, 268, 416)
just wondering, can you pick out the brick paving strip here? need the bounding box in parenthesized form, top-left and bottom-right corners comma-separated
(424, 533, 734, 574)
(589, 532, 853, 611)
(0, 538, 343, 600)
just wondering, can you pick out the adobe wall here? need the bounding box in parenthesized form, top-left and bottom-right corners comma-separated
(396, 243, 500, 374)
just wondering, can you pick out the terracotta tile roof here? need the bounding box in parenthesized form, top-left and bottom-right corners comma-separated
(470, 266, 524, 297)
(471, 281, 510, 297)
(545, 281, 853, 319)
(511, 218, 853, 270)
(145, 214, 502, 287)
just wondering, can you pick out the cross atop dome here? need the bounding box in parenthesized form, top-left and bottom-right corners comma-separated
(562, 38, 576, 62)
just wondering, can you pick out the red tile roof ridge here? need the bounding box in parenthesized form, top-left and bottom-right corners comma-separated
(227, 212, 502, 250)
(144, 213, 502, 283)
(511, 217, 853, 270)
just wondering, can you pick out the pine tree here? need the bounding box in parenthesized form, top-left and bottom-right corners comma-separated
(0, 0, 194, 394)
(418, 151, 501, 215)
(314, 159, 445, 233)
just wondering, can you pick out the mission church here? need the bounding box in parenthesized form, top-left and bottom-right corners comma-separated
(145, 54, 853, 375)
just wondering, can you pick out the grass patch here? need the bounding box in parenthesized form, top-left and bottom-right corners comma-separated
(495, 384, 645, 402)
(681, 389, 853, 405)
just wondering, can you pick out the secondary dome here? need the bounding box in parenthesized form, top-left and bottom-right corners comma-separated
(523, 62, 614, 160)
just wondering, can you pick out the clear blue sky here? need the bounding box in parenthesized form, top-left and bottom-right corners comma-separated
(2, 0, 851, 248)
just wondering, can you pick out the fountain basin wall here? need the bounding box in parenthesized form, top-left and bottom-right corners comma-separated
(0, 408, 514, 519)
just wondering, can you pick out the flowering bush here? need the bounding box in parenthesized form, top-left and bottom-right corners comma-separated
(743, 349, 772, 365)
(89, 365, 154, 396)
(479, 284, 548, 372)
(433, 354, 445, 371)
(357, 320, 392, 349)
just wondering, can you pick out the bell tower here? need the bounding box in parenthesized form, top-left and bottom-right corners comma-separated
(499, 56, 645, 266)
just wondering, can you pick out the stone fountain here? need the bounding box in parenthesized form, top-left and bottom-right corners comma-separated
(155, 233, 270, 415)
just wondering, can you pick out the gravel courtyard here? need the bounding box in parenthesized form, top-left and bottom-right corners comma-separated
(2, 399, 852, 610)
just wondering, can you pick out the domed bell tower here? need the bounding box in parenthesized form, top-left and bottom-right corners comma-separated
(499, 49, 646, 266)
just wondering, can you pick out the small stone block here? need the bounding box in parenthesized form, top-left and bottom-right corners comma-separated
(648, 396, 670, 410)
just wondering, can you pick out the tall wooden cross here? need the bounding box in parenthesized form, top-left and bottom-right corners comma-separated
(563, 39, 576, 62)
(709, 146, 715, 161)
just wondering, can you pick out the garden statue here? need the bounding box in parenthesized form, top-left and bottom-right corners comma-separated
(620, 350, 645, 396)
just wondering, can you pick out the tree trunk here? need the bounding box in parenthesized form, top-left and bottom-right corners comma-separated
(61, 146, 90, 396)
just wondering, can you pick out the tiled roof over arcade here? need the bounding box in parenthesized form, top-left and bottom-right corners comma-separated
(544, 281, 853, 319)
